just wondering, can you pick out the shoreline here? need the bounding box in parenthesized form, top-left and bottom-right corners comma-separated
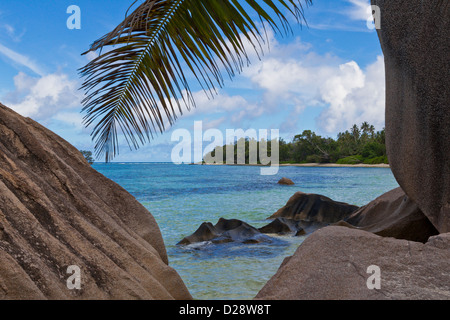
(193, 162, 390, 168)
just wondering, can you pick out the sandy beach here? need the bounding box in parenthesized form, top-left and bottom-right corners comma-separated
(279, 163, 390, 168)
(194, 162, 390, 168)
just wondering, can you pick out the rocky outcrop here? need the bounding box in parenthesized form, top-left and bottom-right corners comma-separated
(258, 218, 305, 236)
(0, 104, 192, 300)
(256, 2, 450, 300)
(345, 188, 439, 243)
(268, 192, 359, 223)
(372, 0, 450, 233)
(177, 218, 273, 245)
(255, 226, 450, 300)
(177, 216, 314, 245)
(178, 192, 359, 245)
(277, 177, 294, 185)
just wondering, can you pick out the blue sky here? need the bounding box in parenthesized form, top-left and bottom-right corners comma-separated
(0, 0, 385, 162)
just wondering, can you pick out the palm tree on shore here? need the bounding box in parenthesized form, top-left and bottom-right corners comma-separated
(79, 0, 312, 161)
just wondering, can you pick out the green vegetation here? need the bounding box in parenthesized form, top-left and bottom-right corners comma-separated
(205, 122, 388, 165)
(80, 150, 95, 165)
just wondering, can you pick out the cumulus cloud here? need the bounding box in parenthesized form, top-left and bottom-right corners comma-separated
(236, 32, 386, 135)
(170, 26, 386, 136)
(3, 72, 83, 121)
(318, 55, 386, 132)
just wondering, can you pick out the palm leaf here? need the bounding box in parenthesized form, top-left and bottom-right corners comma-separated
(80, 0, 312, 161)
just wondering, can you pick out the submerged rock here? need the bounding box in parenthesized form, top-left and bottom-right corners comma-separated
(268, 192, 359, 223)
(255, 226, 450, 300)
(0, 104, 192, 300)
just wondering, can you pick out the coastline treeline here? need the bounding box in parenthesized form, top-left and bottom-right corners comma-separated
(205, 122, 388, 165)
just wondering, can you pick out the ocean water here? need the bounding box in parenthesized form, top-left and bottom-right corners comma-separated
(93, 163, 399, 300)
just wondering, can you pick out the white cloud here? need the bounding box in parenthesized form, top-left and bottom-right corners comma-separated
(0, 43, 44, 76)
(3, 72, 83, 121)
(171, 27, 385, 135)
(2, 24, 25, 42)
(235, 32, 386, 134)
(346, 0, 371, 21)
(203, 117, 227, 130)
(305, 0, 374, 32)
(317, 56, 386, 132)
(4, 24, 15, 36)
(52, 112, 85, 131)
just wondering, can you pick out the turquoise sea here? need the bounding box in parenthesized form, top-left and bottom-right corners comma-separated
(93, 163, 399, 300)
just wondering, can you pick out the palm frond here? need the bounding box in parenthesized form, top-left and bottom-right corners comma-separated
(80, 0, 312, 161)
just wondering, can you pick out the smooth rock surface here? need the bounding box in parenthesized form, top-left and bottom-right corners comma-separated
(277, 177, 295, 185)
(345, 187, 439, 243)
(268, 192, 359, 223)
(255, 226, 450, 300)
(258, 218, 304, 235)
(0, 104, 192, 300)
(372, 0, 450, 232)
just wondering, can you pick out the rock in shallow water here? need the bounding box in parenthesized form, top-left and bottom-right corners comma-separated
(177, 218, 274, 245)
(258, 218, 305, 236)
(258, 218, 297, 234)
(178, 191, 360, 246)
(277, 177, 295, 185)
(268, 191, 359, 223)
(0, 104, 192, 300)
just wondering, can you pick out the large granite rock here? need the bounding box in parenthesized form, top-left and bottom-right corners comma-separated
(345, 188, 439, 243)
(255, 226, 450, 300)
(372, 0, 450, 232)
(268, 192, 359, 223)
(0, 104, 192, 300)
